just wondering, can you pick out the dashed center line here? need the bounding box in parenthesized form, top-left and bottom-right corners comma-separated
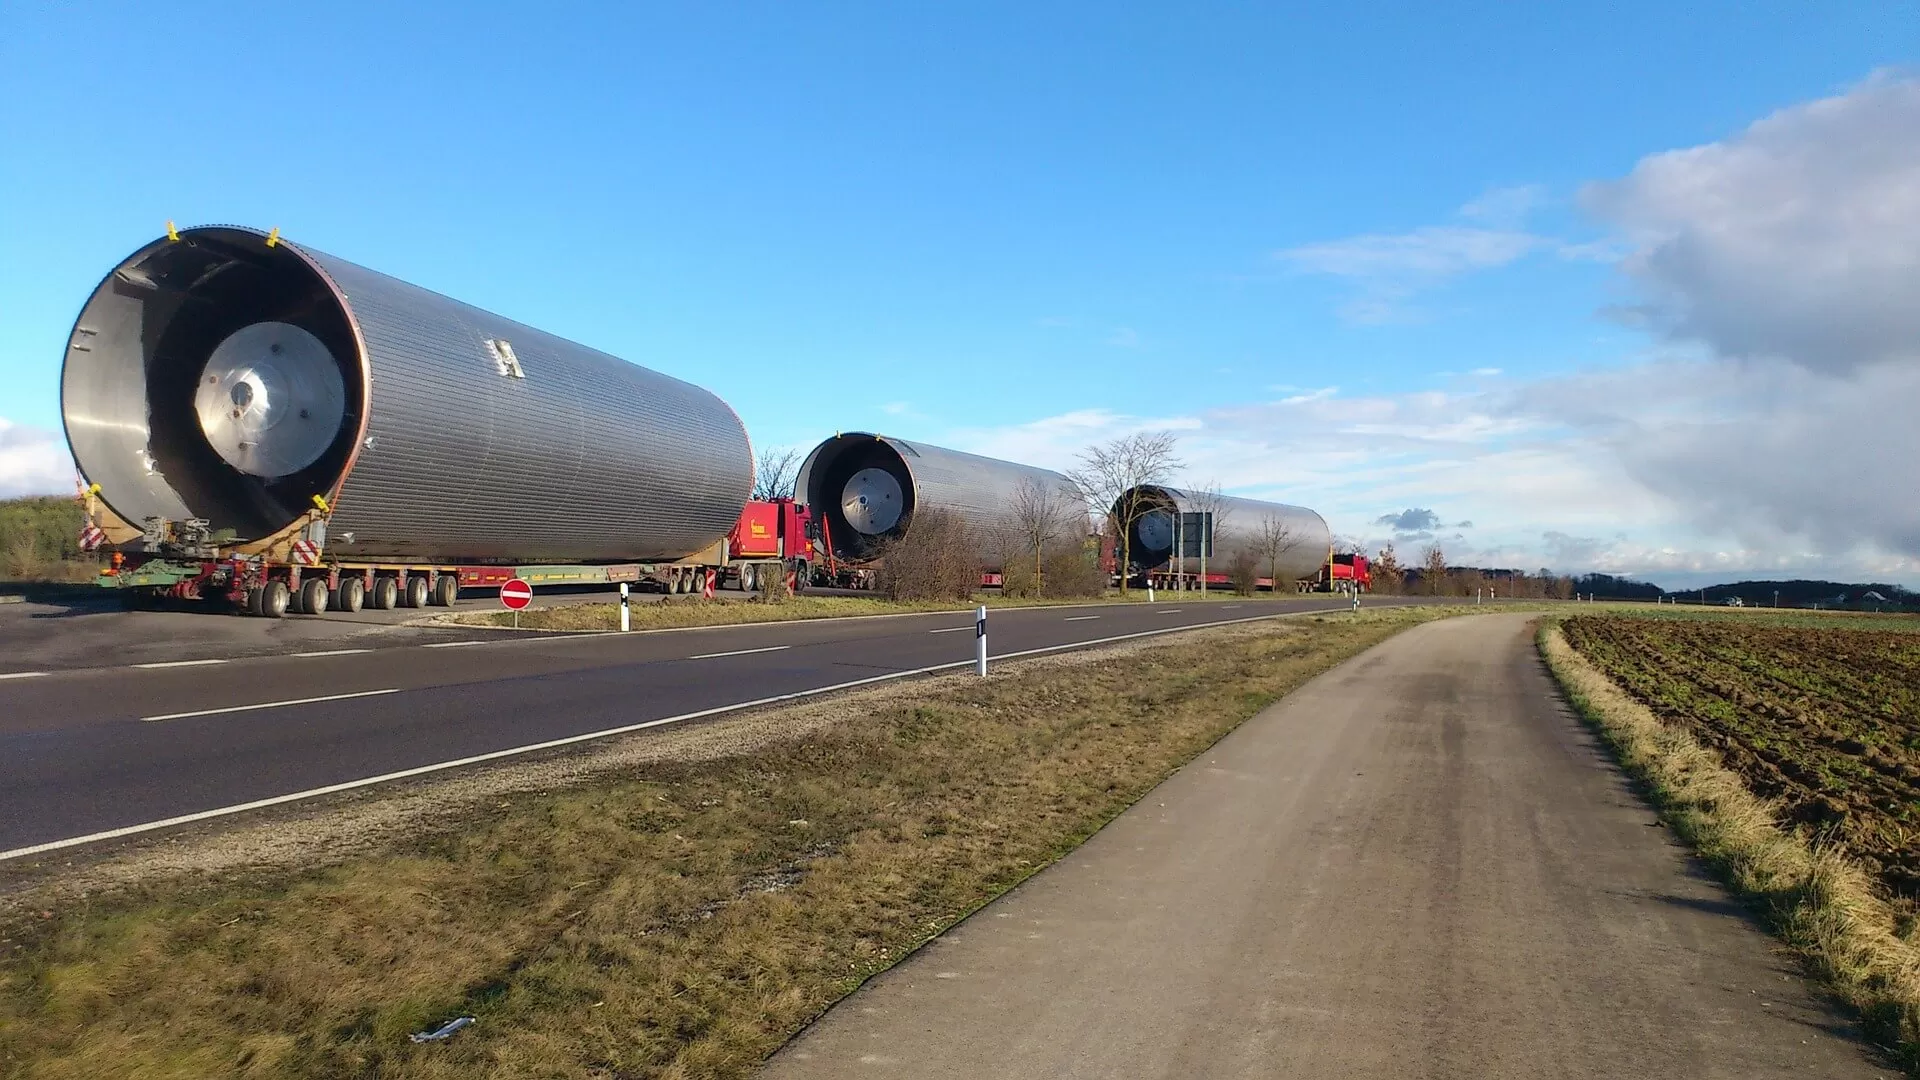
(927, 626, 973, 634)
(0, 671, 48, 681)
(143, 688, 402, 723)
(292, 648, 373, 658)
(1063, 615, 1101, 622)
(133, 658, 229, 669)
(1157, 609, 1184, 614)
(688, 645, 791, 660)
(421, 640, 488, 649)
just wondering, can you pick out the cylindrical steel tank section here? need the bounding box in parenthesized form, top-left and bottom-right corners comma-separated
(797, 432, 1087, 568)
(61, 226, 752, 562)
(1120, 486, 1332, 585)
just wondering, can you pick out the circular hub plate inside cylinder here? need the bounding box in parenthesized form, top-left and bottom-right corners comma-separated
(841, 467, 904, 535)
(1137, 511, 1174, 552)
(194, 321, 346, 478)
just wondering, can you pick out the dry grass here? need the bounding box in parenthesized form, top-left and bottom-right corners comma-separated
(0, 606, 1470, 1079)
(1540, 622, 1920, 1072)
(454, 589, 1254, 633)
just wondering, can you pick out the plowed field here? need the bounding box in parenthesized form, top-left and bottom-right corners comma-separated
(1562, 616, 1920, 902)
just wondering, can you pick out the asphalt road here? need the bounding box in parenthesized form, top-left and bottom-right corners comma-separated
(764, 613, 1887, 1079)
(0, 595, 1395, 859)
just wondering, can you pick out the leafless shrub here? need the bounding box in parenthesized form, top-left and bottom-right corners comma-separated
(1255, 515, 1302, 590)
(876, 508, 978, 602)
(1423, 543, 1448, 596)
(1040, 538, 1107, 599)
(758, 564, 791, 604)
(1227, 548, 1259, 596)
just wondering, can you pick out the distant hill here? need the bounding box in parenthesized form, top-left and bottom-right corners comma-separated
(1666, 579, 1918, 610)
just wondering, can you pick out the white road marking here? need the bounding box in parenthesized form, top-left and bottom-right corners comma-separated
(142, 687, 402, 723)
(0, 671, 48, 680)
(421, 640, 487, 649)
(1157, 609, 1183, 614)
(1063, 615, 1101, 622)
(292, 648, 373, 658)
(928, 626, 972, 633)
(0, 605, 1348, 863)
(132, 658, 229, 669)
(688, 645, 791, 660)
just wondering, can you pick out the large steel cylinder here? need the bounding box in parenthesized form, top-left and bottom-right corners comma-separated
(61, 226, 751, 562)
(1119, 486, 1331, 584)
(797, 433, 1087, 567)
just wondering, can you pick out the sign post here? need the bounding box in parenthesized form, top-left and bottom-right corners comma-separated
(500, 577, 533, 629)
(619, 581, 630, 632)
(975, 604, 988, 677)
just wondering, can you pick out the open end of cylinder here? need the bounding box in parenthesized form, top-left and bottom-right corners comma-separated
(62, 228, 363, 541)
(1118, 486, 1180, 569)
(799, 433, 917, 560)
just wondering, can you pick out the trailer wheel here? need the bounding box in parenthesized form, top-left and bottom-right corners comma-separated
(430, 574, 459, 607)
(335, 576, 366, 613)
(243, 587, 265, 616)
(298, 577, 330, 616)
(403, 574, 430, 608)
(371, 576, 400, 610)
(260, 578, 291, 618)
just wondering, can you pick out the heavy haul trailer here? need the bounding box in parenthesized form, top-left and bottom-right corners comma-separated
(63, 224, 764, 615)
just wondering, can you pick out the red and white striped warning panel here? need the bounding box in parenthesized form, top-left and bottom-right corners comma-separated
(78, 525, 106, 551)
(290, 539, 321, 565)
(702, 570, 716, 599)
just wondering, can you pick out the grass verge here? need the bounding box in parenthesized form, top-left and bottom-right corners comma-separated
(458, 588, 1267, 633)
(0, 605, 1475, 1079)
(1539, 620, 1920, 1072)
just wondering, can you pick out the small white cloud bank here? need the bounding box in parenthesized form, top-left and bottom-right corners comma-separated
(0, 418, 75, 498)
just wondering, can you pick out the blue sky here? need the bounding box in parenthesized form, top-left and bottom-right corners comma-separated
(2, 3, 1915, 585)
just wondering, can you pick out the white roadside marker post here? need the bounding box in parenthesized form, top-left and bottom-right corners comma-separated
(975, 604, 988, 677)
(620, 582, 631, 632)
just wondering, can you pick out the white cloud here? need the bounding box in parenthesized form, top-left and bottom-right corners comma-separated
(1582, 72, 1920, 373)
(1106, 327, 1142, 348)
(879, 401, 913, 416)
(0, 418, 74, 498)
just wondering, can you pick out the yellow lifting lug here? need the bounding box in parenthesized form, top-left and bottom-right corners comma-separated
(310, 493, 330, 515)
(165, 220, 179, 242)
(265, 227, 281, 248)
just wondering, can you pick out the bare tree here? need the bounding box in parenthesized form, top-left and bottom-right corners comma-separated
(1422, 543, 1448, 596)
(1010, 476, 1073, 597)
(1185, 482, 1231, 596)
(1066, 431, 1182, 595)
(1372, 543, 1405, 595)
(752, 446, 801, 501)
(1254, 515, 1302, 592)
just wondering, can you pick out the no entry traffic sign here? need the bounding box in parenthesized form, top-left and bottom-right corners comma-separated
(500, 578, 533, 610)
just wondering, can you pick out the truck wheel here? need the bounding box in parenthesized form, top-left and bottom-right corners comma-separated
(403, 574, 430, 608)
(430, 574, 459, 607)
(740, 564, 757, 592)
(372, 576, 400, 610)
(243, 587, 264, 616)
(298, 577, 330, 616)
(335, 576, 366, 613)
(260, 579, 291, 619)
(789, 563, 806, 594)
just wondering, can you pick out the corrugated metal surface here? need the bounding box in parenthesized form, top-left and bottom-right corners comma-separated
(1122, 486, 1331, 583)
(797, 433, 1088, 569)
(62, 226, 751, 563)
(308, 244, 751, 561)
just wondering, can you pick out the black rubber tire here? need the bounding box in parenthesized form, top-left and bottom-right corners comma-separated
(243, 587, 265, 617)
(789, 563, 806, 595)
(403, 574, 430, 609)
(372, 576, 400, 610)
(260, 578, 291, 619)
(430, 574, 459, 607)
(335, 576, 366, 613)
(740, 564, 757, 593)
(298, 577, 330, 616)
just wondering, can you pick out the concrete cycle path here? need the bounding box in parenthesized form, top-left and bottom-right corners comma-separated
(763, 612, 1889, 1079)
